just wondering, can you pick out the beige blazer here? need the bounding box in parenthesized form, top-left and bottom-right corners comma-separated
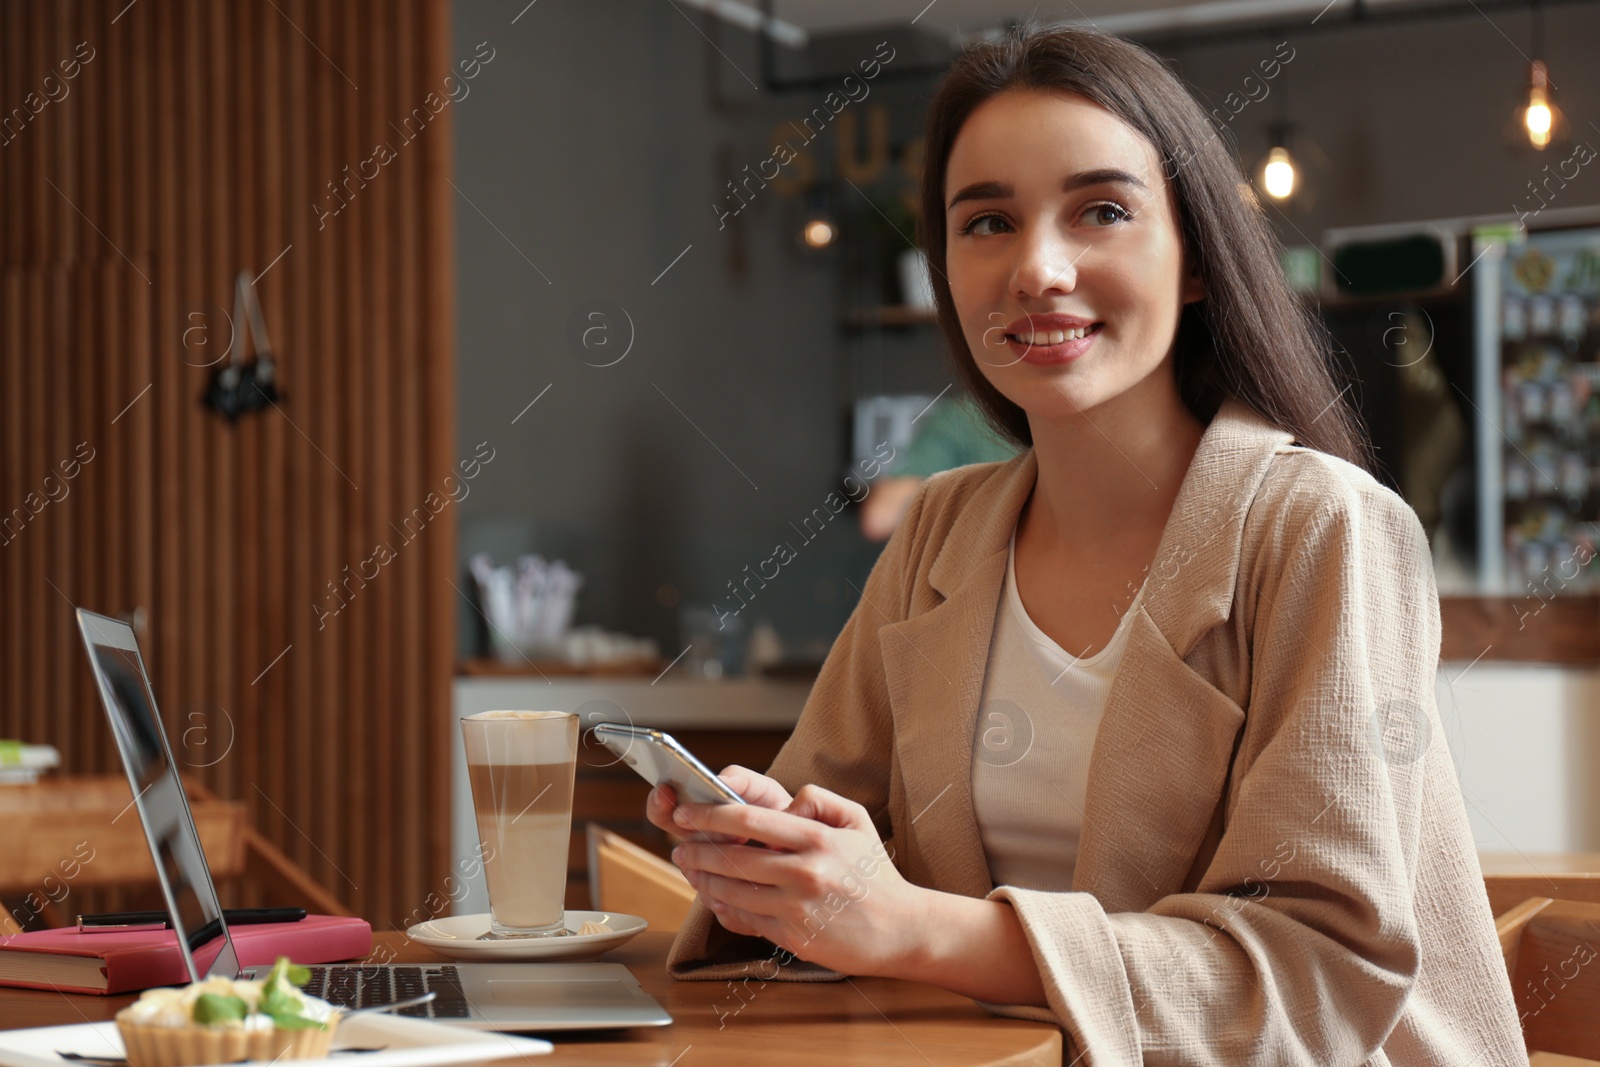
(667, 400, 1526, 1066)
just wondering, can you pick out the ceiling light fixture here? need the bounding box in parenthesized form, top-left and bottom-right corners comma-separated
(676, 0, 806, 48)
(1516, 1, 1564, 150)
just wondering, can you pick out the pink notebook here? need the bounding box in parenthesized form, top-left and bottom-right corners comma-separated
(0, 915, 373, 995)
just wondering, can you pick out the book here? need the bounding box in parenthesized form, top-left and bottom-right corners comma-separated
(0, 914, 373, 995)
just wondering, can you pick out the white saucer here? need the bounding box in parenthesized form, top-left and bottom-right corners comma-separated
(405, 911, 648, 962)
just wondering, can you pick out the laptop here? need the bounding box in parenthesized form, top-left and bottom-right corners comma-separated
(74, 608, 672, 1032)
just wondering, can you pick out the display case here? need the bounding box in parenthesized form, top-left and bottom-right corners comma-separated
(1481, 227, 1600, 596)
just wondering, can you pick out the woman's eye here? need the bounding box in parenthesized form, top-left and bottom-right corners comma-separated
(1086, 203, 1133, 226)
(959, 213, 1010, 237)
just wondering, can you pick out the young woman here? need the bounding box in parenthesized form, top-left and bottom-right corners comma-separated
(647, 26, 1525, 1066)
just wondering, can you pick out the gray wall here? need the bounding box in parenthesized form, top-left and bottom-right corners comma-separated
(451, 1, 943, 659)
(453, 1, 1600, 658)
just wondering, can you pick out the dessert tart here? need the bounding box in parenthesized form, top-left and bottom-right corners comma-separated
(115, 958, 339, 1067)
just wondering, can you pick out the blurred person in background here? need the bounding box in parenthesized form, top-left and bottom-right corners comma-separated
(860, 393, 1018, 542)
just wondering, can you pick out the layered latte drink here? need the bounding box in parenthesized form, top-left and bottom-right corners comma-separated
(461, 710, 579, 937)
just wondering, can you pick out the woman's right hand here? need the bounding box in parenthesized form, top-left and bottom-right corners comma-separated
(653, 767, 814, 913)
(647, 764, 792, 846)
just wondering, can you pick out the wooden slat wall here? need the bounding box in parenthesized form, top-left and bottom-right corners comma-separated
(0, 0, 456, 929)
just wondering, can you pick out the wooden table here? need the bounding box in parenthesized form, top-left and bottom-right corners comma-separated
(0, 931, 1063, 1066)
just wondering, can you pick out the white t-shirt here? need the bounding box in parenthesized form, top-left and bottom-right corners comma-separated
(969, 529, 1145, 892)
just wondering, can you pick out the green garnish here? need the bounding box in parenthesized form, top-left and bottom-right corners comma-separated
(263, 957, 312, 991)
(192, 993, 248, 1025)
(255, 957, 327, 1032)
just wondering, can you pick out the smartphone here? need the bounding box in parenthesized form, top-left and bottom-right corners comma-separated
(592, 723, 747, 806)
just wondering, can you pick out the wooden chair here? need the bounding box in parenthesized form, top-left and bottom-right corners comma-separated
(1493, 892, 1600, 1064)
(585, 824, 695, 933)
(0, 774, 351, 934)
(1481, 853, 1600, 917)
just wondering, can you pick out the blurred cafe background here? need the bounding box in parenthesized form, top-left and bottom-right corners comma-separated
(2, 0, 1599, 944)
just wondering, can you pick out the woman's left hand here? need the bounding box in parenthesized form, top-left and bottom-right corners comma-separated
(671, 784, 928, 978)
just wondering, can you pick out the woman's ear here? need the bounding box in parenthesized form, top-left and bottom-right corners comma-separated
(1181, 261, 1206, 304)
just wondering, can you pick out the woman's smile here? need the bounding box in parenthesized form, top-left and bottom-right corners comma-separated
(1001, 314, 1106, 365)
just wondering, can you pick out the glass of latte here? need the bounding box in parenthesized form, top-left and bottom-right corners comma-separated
(461, 710, 579, 938)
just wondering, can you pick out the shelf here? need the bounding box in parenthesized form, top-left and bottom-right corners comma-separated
(847, 305, 938, 330)
(457, 656, 666, 678)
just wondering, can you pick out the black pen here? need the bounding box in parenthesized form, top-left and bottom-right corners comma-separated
(76, 907, 307, 933)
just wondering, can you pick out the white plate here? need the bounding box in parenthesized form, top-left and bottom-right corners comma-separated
(0, 1014, 551, 1067)
(404, 911, 648, 962)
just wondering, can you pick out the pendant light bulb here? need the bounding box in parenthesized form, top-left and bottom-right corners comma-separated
(1262, 145, 1297, 201)
(802, 217, 836, 249)
(1522, 60, 1557, 148)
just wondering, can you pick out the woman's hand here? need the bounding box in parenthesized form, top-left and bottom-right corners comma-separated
(670, 784, 929, 978)
(646, 764, 791, 846)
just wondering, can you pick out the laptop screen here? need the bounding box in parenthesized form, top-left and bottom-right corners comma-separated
(76, 609, 240, 983)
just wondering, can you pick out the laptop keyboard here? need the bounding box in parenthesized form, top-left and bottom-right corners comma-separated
(302, 964, 472, 1019)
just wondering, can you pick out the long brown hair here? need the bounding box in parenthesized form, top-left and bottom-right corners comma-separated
(919, 26, 1371, 471)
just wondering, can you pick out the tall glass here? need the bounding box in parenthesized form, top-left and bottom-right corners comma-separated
(461, 710, 578, 938)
